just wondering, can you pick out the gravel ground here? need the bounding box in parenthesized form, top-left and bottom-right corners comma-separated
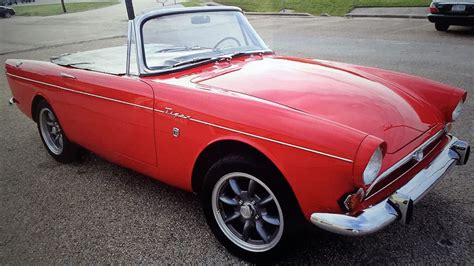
(0, 16, 473, 264)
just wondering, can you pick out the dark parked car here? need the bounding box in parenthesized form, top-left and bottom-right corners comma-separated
(428, 1, 474, 31)
(0, 0, 18, 5)
(0, 6, 15, 18)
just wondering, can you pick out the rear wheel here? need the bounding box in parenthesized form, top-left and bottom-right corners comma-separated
(435, 22, 449, 31)
(201, 154, 302, 262)
(36, 100, 81, 163)
(5, 12, 12, 18)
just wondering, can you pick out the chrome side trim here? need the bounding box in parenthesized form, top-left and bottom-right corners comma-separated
(311, 136, 469, 236)
(6, 73, 154, 111)
(188, 117, 353, 163)
(7, 73, 353, 163)
(155, 107, 352, 162)
(365, 129, 446, 196)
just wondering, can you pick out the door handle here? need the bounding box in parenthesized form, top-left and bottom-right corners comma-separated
(60, 72, 76, 79)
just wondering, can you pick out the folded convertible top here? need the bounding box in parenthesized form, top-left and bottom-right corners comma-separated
(51, 45, 129, 75)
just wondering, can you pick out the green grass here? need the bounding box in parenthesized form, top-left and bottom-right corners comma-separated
(182, 0, 204, 7)
(215, 0, 352, 16)
(14, 1, 119, 16)
(213, 0, 431, 16)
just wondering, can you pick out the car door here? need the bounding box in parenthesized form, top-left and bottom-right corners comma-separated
(53, 69, 157, 167)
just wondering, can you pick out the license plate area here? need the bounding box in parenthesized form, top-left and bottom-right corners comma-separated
(452, 5, 466, 12)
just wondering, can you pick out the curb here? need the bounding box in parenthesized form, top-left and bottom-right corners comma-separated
(245, 12, 313, 17)
(200, 2, 313, 17)
(345, 14, 427, 19)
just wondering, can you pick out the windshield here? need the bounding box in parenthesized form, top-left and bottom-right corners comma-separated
(141, 11, 270, 71)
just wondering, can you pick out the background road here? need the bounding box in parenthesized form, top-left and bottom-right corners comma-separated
(1, 13, 473, 264)
(0, 0, 184, 54)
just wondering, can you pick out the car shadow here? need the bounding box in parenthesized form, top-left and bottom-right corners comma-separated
(445, 26, 474, 36)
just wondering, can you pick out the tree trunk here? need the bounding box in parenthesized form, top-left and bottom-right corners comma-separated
(61, 0, 67, 13)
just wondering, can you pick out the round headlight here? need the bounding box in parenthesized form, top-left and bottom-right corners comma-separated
(363, 147, 383, 185)
(452, 100, 464, 121)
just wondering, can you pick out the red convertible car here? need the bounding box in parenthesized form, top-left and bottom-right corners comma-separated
(5, 5, 470, 261)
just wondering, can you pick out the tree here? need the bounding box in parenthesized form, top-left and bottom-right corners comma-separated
(61, 0, 67, 13)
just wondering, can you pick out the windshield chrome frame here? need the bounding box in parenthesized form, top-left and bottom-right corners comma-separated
(127, 6, 272, 77)
(126, 20, 133, 76)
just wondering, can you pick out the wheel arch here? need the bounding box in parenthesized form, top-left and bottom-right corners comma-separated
(192, 140, 270, 192)
(192, 138, 307, 226)
(191, 139, 302, 214)
(31, 94, 48, 122)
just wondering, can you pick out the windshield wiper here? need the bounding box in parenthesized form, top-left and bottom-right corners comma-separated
(172, 57, 216, 68)
(155, 46, 214, 53)
(227, 50, 274, 58)
(170, 50, 273, 68)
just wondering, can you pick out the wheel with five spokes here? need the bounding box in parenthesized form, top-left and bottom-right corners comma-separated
(201, 153, 302, 262)
(36, 100, 81, 163)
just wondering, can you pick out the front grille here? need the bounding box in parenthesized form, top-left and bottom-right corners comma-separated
(365, 130, 446, 199)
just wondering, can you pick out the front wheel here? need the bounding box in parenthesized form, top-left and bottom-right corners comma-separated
(36, 100, 81, 163)
(435, 22, 449, 31)
(5, 12, 12, 18)
(201, 154, 302, 262)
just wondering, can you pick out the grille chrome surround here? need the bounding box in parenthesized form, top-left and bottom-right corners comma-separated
(365, 129, 447, 198)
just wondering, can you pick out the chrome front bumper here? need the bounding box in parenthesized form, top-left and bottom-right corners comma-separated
(310, 136, 470, 236)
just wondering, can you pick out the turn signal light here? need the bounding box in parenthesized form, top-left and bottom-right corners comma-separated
(342, 188, 365, 212)
(445, 122, 452, 133)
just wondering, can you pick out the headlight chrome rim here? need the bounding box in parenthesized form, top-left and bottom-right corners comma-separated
(452, 100, 464, 121)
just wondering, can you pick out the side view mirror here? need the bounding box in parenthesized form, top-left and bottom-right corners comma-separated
(191, 15, 210, 24)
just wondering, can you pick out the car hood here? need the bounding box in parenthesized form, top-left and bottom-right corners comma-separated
(193, 57, 440, 153)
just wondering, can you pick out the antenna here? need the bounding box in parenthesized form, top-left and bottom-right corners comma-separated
(125, 0, 135, 20)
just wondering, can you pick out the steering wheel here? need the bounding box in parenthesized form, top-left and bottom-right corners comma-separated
(214, 37, 241, 49)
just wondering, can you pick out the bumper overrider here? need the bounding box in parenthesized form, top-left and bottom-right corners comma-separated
(311, 135, 470, 236)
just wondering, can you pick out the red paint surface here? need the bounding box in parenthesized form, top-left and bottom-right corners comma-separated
(5, 55, 466, 219)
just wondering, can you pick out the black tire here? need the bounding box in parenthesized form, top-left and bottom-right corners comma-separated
(201, 153, 304, 262)
(35, 100, 81, 163)
(435, 22, 449, 31)
(5, 12, 11, 18)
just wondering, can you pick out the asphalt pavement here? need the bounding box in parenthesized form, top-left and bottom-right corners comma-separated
(1, 12, 473, 264)
(0, 0, 183, 54)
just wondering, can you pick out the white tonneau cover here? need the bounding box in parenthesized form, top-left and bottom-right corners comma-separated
(51, 46, 129, 75)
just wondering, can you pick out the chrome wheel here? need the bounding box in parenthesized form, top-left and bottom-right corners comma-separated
(39, 108, 63, 155)
(212, 172, 284, 252)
